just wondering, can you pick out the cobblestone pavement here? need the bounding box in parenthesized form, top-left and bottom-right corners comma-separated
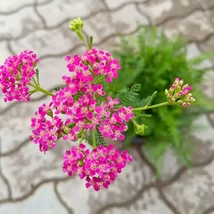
(0, 0, 214, 214)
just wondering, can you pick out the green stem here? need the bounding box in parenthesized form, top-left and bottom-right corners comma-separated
(84, 39, 90, 50)
(29, 83, 54, 96)
(133, 102, 169, 111)
(92, 129, 96, 148)
(95, 76, 105, 84)
(32, 76, 37, 86)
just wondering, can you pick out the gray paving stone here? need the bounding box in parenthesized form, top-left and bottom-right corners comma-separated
(1, 140, 69, 198)
(0, 0, 34, 13)
(164, 163, 214, 214)
(199, 0, 214, 9)
(101, 188, 173, 214)
(57, 177, 90, 213)
(37, 0, 52, 4)
(162, 11, 214, 42)
(0, 7, 44, 40)
(138, 0, 201, 25)
(0, 183, 68, 214)
(159, 149, 181, 181)
(105, 0, 147, 9)
(193, 115, 214, 147)
(37, 0, 105, 27)
(0, 42, 12, 64)
(187, 43, 214, 99)
(84, 4, 149, 44)
(198, 34, 214, 65)
(190, 115, 214, 164)
(0, 176, 9, 200)
(10, 22, 80, 59)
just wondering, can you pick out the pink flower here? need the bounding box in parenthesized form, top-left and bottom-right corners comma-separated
(82, 48, 121, 82)
(0, 50, 39, 102)
(63, 144, 133, 191)
(165, 78, 195, 107)
(30, 103, 63, 152)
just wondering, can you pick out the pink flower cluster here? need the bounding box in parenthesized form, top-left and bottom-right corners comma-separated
(165, 77, 195, 107)
(65, 48, 121, 83)
(63, 144, 133, 191)
(30, 104, 63, 152)
(30, 48, 134, 152)
(82, 48, 121, 82)
(0, 50, 39, 102)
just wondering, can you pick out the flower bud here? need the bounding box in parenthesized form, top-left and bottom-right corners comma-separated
(70, 17, 84, 32)
(166, 78, 195, 107)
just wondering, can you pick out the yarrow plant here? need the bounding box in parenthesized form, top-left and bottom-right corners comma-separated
(0, 18, 195, 191)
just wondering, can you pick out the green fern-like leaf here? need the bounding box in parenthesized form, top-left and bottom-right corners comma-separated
(35, 68, 40, 85)
(130, 84, 141, 92)
(87, 127, 106, 147)
(54, 86, 61, 92)
(118, 89, 139, 106)
(145, 91, 157, 107)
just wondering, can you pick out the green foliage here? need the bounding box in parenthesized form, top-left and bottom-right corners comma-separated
(116, 83, 158, 109)
(107, 26, 214, 170)
(35, 68, 40, 85)
(87, 127, 106, 147)
(54, 86, 63, 92)
(89, 36, 93, 49)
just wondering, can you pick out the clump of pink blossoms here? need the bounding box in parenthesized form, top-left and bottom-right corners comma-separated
(0, 50, 39, 102)
(30, 48, 134, 153)
(29, 48, 134, 190)
(63, 144, 133, 191)
(165, 77, 195, 107)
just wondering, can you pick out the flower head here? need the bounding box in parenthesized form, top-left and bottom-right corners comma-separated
(0, 50, 39, 102)
(63, 144, 133, 191)
(30, 103, 63, 152)
(165, 77, 195, 107)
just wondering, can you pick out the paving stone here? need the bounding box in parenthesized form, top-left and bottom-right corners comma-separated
(161, 11, 214, 42)
(0, 183, 67, 214)
(10, 22, 80, 59)
(159, 149, 181, 181)
(37, 0, 52, 4)
(199, 34, 214, 65)
(0, 7, 44, 41)
(0, 0, 34, 13)
(88, 149, 155, 214)
(101, 188, 173, 214)
(105, 0, 147, 9)
(199, 0, 214, 9)
(138, 0, 201, 25)
(191, 116, 214, 163)
(0, 42, 13, 64)
(204, 158, 214, 180)
(0, 176, 9, 200)
(37, 0, 105, 27)
(57, 177, 90, 214)
(0, 96, 51, 154)
(164, 163, 214, 214)
(1, 138, 70, 198)
(207, 112, 214, 127)
(193, 115, 214, 145)
(187, 43, 214, 99)
(84, 4, 149, 45)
